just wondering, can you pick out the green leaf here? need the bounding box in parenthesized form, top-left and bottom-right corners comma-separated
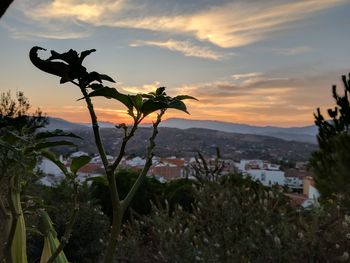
(168, 100, 189, 114)
(88, 83, 104, 90)
(48, 49, 79, 65)
(99, 74, 116, 83)
(86, 176, 109, 186)
(156, 87, 166, 96)
(141, 100, 168, 116)
(173, 95, 198, 101)
(35, 130, 81, 140)
(85, 87, 133, 109)
(130, 94, 143, 110)
(70, 155, 91, 174)
(80, 49, 96, 63)
(141, 93, 154, 99)
(34, 141, 75, 150)
(86, 72, 115, 84)
(1, 131, 23, 144)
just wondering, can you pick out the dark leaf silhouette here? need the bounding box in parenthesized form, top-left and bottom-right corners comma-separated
(70, 155, 92, 174)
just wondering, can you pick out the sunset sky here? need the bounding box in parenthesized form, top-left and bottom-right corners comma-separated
(1, 0, 350, 127)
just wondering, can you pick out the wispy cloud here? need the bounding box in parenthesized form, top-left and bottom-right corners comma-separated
(172, 71, 339, 126)
(276, 46, 312, 55)
(130, 39, 226, 60)
(231, 72, 262, 81)
(14, 0, 346, 47)
(46, 105, 130, 123)
(4, 23, 91, 40)
(27, 0, 125, 23)
(119, 81, 161, 94)
(106, 0, 347, 48)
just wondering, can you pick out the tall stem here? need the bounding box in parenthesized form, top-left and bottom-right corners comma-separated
(79, 86, 109, 170)
(78, 84, 122, 263)
(109, 122, 138, 172)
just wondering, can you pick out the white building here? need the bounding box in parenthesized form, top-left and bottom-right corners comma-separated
(246, 169, 285, 186)
(37, 158, 65, 186)
(37, 158, 64, 177)
(91, 155, 114, 164)
(235, 159, 285, 186)
(125, 156, 146, 167)
(70, 151, 89, 158)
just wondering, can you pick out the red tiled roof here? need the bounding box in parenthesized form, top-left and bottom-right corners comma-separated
(285, 193, 308, 207)
(160, 158, 185, 167)
(77, 163, 102, 174)
(285, 169, 313, 179)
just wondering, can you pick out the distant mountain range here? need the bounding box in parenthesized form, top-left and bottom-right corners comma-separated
(46, 117, 87, 130)
(159, 118, 318, 144)
(46, 117, 318, 144)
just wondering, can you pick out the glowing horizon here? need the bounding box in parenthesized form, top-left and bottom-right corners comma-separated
(1, 0, 349, 128)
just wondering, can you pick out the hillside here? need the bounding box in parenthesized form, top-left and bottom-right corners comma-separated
(160, 118, 318, 144)
(51, 126, 317, 162)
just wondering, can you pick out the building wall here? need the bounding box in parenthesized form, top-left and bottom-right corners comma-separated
(247, 169, 285, 186)
(38, 158, 63, 176)
(149, 166, 183, 181)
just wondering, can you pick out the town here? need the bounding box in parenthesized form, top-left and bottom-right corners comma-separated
(39, 151, 319, 208)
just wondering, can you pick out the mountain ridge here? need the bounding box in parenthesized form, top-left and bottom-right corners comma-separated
(159, 118, 318, 144)
(46, 117, 318, 144)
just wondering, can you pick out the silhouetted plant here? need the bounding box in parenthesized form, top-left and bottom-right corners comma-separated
(30, 46, 196, 262)
(0, 0, 13, 19)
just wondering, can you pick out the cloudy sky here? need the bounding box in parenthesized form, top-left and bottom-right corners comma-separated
(1, 0, 349, 127)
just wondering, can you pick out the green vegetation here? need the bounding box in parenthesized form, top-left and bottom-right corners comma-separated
(115, 175, 350, 262)
(311, 74, 350, 206)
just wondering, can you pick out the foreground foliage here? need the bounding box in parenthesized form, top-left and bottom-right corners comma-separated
(115, 175, 350, 263)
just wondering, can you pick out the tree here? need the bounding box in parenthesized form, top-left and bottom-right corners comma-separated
(0, 91, 89, 263)
(0, 91, 46, 262)
(310, 73, 350, 205)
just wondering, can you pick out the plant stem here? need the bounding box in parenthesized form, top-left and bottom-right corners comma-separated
(79, 86, 109, 169)
(121, 111, 164, 211)
(109, 122, 138, 172)
(101, 190, 122, 263)
(79, 84, 123, 263)
(102, 111, 164, 263)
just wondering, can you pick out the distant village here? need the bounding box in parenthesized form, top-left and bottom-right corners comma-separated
(39, 151, 319, 209)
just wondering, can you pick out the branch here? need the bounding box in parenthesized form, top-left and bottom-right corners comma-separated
(102, 111, 164, 263)
(121, 110, 164, 211)
(109, 122, 138, 172)
(79, 86, 109, 169)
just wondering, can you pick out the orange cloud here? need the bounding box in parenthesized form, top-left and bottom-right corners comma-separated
(19, 0, 347, 47)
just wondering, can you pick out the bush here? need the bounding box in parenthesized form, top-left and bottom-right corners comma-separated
(115, 175, 350, 262)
